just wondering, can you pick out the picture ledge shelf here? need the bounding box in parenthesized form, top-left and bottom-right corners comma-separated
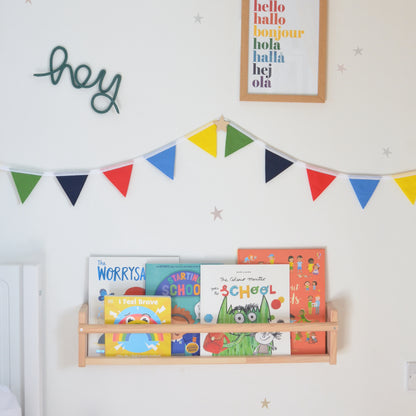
(78, 303, 338, 366)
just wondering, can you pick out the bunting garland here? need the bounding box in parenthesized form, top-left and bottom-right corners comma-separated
(146, 146, 176, 180)
(187, 124, 217, 157)
(11, 172, 42, 203)
(2, 117, 416, 208)
(306, 169, 337, 201)
(394, 175, 416, 204)
(348, 177, 380, 209)
(265, 149, 294, 183)
(56, 175, 88, 206)
(103, 164, 133, 196)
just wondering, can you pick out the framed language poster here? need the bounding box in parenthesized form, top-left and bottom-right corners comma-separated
(240, 0, 327, 103)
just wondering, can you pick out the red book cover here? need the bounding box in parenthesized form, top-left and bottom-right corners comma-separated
(237, 248, 326, 354)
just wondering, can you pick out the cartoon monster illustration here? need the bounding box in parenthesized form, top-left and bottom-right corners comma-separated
(112, 305, 163, 353)
(253, 332, 281, 355)
(204, 295, 273, 356)
(253, 319, 284, 355)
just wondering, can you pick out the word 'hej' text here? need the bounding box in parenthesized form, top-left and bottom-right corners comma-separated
(251, 1, 305, 89)
(34, 46, 122, 114)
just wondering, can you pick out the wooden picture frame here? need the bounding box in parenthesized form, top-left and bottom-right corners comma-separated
(240, 0, 327, 103)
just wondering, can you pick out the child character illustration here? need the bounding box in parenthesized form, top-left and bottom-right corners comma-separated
(309, 332, 318, 344)
(304, 281, 311, 291)
(112, 305, 163, 353)
(314, 296, 321, 314)
(171, 305, 199, 355)
(312, 281, 317, 290)
(288, 256, 294, 270)
(312, 263, 320, 275)
(308, 258, 314, 273)
(296, 255, 303, 271)
(243, 255, 257, 263)
(268, 254, 275, 264)
(307, 295, 314, 315)
(204, 295, 273, 356)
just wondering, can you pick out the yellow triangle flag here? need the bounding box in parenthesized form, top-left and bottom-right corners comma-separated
(187, 124, 217, 157)
(394, 175, 416, 204)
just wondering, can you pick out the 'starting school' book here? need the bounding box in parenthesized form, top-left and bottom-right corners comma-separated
(104, 295, 171, 357)
(237, 248, 326, 354)
(88, 256, 179, 356)
(200, 264, 290, 357)
(145, 264, 201, 356)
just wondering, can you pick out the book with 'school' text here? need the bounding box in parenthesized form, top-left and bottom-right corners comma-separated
(200, 264, 291, 357)
(145, 264, 201, 356)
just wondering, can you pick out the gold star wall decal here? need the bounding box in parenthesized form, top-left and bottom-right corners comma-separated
(261, 398, 271, 408)
(215, 115, 229, 132)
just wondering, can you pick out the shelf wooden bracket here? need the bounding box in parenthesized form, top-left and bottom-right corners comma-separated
(78, 303, 338, 366)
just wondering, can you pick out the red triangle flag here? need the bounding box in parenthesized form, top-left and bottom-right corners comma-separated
(306, 168, 336, 201)
(103, 164, 133, 197)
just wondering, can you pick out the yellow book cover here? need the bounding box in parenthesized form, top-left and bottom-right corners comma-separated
(104, 296, 171, 356)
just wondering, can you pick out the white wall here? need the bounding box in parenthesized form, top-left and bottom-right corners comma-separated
(1, 0, 416, 415)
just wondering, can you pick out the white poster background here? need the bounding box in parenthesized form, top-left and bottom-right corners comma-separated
(247, 0, 320, 95)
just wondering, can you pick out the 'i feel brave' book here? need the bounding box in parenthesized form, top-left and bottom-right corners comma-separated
(104, 295, 171, 357)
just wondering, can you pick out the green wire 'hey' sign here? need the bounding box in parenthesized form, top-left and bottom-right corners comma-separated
(34, 46, 122, 114)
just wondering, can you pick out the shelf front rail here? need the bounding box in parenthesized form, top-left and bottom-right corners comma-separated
(79, 303, 338, 366)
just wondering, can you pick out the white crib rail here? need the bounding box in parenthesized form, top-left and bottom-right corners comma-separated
(0, 265, 42, 416)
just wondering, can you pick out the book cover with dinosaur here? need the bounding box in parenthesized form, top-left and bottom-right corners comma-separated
(88, 256, 179, 356)
(237, 248, 326, 354)
(145, 264, 201, 356)
(104, 295, 171, 357)
(200, 264, 290, 357)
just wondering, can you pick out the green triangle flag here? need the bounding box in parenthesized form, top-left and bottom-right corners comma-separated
(11, 172, 42, 203)
(225, 125, 254, 157)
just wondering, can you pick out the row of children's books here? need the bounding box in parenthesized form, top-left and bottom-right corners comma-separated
(88, 248, 326, 358)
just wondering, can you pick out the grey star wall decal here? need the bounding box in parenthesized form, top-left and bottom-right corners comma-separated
(382, 147, 392, 157)
(353, 46, 363, 55)
(337, 64, 346, 73)
(211, 206, 223, 221)
(194, 13, 203, 23)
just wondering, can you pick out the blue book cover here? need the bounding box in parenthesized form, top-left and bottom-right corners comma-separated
(145, 264, 201, 356)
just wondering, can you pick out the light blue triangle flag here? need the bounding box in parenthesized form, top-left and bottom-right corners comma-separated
(349, 177, 380, 209)
(146, 145, 176, 180)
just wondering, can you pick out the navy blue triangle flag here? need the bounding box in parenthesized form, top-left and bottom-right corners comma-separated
(265, 149, 293, 183)
(56, 175, 88, 206)
(146, 145, 176, 180)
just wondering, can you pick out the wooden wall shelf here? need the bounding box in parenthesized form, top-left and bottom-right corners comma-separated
(78, 303, 338, 366)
